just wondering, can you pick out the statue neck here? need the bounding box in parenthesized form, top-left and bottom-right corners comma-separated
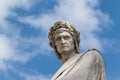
(61, 50, 76, 64)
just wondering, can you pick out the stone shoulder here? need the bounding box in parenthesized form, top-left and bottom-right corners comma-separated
(82, 48, 103, 62)
(85, 48, 102, 56)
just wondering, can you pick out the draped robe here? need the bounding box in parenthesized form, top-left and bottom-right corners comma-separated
(51, 49, 106, 80)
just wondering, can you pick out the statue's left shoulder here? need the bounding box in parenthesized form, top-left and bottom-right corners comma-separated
(86, 48, 102, 55)
(83, 48, 103, 61)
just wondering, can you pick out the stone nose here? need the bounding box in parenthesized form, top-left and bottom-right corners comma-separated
(61, 38, 66, 44)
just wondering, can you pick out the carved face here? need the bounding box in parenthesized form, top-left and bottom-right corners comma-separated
(54, 31, 75, 54)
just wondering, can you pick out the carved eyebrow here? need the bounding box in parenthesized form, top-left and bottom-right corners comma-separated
(64, 35, 70, 38)
(56, 35, 70, 41)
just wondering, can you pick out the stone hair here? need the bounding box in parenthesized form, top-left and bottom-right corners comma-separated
(48, 20, 80, 59)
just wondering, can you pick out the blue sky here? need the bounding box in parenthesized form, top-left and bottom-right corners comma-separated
(0, 0, 119, 80)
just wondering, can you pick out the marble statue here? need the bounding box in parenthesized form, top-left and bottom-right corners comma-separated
(48, 20, 106, 80)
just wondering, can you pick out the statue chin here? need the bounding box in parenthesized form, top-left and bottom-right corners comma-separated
(59, 48, 73, 54)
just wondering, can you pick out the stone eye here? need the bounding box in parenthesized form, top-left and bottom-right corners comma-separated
(64, 36, 70, 40)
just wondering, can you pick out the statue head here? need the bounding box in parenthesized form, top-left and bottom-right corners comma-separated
(48, 20, 80, 59)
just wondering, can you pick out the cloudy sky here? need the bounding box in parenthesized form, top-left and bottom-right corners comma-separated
(0, 0, 120, 80)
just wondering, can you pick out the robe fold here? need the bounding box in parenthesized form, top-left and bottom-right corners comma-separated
(51, 49, 106, 80)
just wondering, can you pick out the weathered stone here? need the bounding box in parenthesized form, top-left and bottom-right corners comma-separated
(48, 20, 106, 80)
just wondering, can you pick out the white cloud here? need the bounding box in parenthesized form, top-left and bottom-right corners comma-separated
(18, 14, 56, 31)
(0, 0, 32, 30)
(0, 33, 52, 71)
(24, 74, 51, 80)
(0, 34, 37, 70)
(0, 0, 36, 70)
(0, 34, 14, 69)
(18, 0, 112, 51)
(80, 34, 101, 50)
(0, 35, 14, 57)
(5, 63, 52, 80)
